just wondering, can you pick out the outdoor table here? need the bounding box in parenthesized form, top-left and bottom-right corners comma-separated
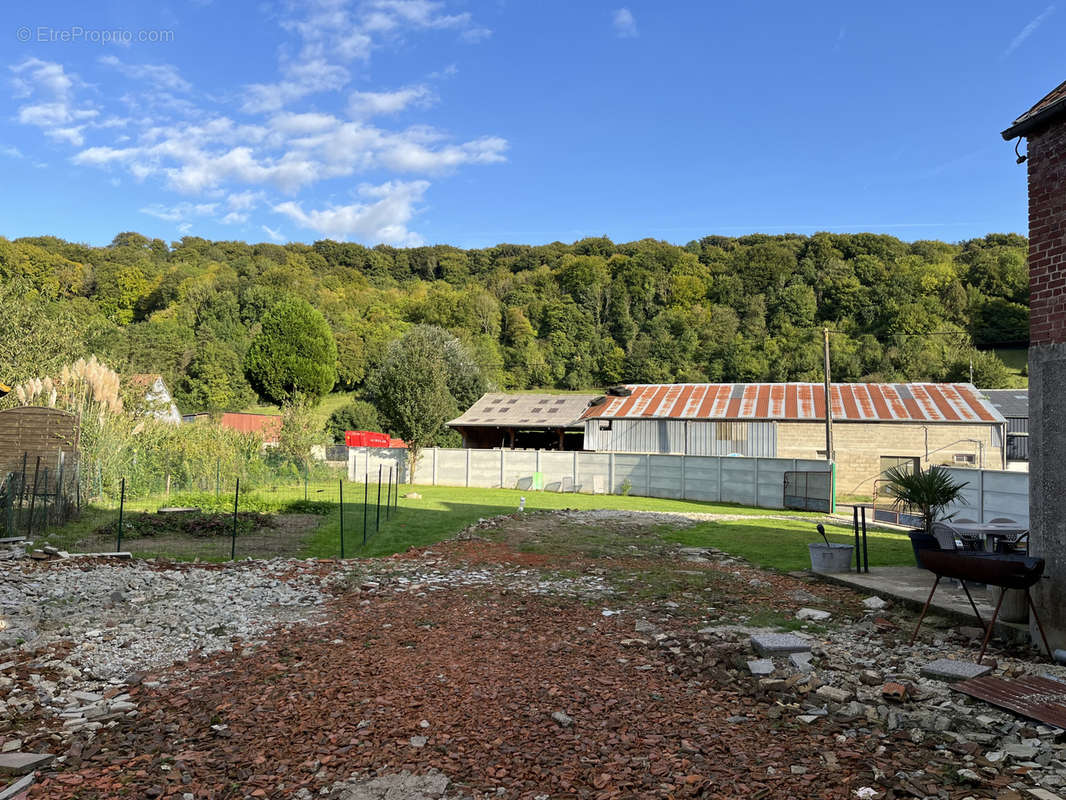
(948, 522, 1028, 553)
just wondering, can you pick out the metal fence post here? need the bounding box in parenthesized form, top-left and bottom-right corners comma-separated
(395, 467, 399, 511)
(40, 466, 49, 536)
(27, 456, 41, 538)
(339, 478, 345, 559)
(853, 505, 860, 572)
(117, 478, 125, 552)
(4, 472, 14, 536)
(386, 467, 393, 521)
(860, 505, 869, 573)
(363, 472, 368, 545)
(231, 478, 239, 560)
(376, 465, 382, 533)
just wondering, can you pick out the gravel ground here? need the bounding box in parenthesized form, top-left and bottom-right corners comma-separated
(4, 510, 1066, 800)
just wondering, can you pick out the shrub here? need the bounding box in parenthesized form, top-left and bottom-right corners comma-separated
(244, 298, 337, 405)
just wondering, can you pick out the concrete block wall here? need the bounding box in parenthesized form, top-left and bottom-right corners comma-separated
(940, 468, 1029, 525)
(777, 421, 1004, 497)
(348, 447, 838, 510)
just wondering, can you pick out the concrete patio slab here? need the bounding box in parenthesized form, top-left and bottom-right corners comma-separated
(814, 566, 1030, 644)
(920, 659, 995, 681)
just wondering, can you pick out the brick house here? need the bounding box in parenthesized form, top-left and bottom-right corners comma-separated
(1002, 78, 1066, 648)
(579, 382, 1005, 497)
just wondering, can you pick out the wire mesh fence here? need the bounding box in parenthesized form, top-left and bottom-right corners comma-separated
(3, 455, 402, 562)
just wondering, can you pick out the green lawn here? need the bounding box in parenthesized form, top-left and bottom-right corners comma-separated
(664, 517, 915, 572)
(41, 482, 917, 572)
(307, 483, 799, 558)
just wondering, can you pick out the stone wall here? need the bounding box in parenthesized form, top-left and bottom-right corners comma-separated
(776, 421, 1004, 496)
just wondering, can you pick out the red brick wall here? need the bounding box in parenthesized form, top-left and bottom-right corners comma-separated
(1028, 119, 1066, 344)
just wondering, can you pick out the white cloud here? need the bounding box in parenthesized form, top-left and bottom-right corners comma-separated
(262, 224, 286, 242)
(242, 60, 350, 113)
(11, 58, 75, 98)
(1003, 4, 1056, 57)
(242, 0, 490, 114)
(349, 85, 432, 116)
(0, 144, 23, 159)
(10, 2, 506, 246)
(269, 112, 339, 135)
(140, 201, 219, 221)
(460, 27, 491, 43)
(273, 179, 429, 244)
(10, 59, 98, 143)
(613, 8, 638, 38)
(99, 55, 192, 92)
(46, 127, 90, 146)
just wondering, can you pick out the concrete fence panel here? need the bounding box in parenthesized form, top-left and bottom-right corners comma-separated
(433, 449, 469, 487)
(942, 467, 1029, 525)
(469, 450, 501, 488)
(539, 451, 577, 492)
(753, 458, 797, 509)
(720, 458, 758, 507)
(346, 448, 1028, 521)
(611, 454, 647, 495)
(501, 450, 539, 490)
(647, 455, 684, 499)
(682, 456, 722, 502)
(575, 452, 611, 494)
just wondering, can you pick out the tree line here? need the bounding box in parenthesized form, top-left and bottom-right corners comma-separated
(0, 230, 1029, 416)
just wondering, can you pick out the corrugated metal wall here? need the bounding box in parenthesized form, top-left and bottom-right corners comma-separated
(583, 419, 777, 457)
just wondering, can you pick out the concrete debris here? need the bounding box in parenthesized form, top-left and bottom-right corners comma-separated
(750, 633, 811, 656)
(795, 608, 832, 622)
(920, 658, 995, 682)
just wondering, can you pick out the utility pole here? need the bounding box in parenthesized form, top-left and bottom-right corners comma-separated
(823, 327, 833, 464)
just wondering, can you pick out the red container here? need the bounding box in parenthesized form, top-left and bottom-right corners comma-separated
(364, 432, 390, 448)
(347, 430, 390, 448)
(389, 437, 408, 448)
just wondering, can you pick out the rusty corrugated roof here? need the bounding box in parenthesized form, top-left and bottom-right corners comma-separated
(954, 674, 1066, 729)
(579, 383, 1005, 424)
(448, 393, 598, 429)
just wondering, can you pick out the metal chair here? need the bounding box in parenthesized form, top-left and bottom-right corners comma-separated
(931, 521, 960, 551)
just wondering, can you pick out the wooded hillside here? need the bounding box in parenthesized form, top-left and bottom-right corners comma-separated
(0, 231, 1029, 412)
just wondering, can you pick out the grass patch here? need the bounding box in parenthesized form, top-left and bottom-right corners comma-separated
(310, 484, 802, 559)
(993, 346, 1028, 388)
(664, 517, 915, 572)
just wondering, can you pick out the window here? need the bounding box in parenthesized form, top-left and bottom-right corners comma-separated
(878, 456, 920, 496)
(715, 422, 747, 442)
(880, 456, 919, 475)
(953, 453, 976, 465)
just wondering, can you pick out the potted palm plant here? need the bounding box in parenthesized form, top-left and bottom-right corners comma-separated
(881, 465, 969, 561)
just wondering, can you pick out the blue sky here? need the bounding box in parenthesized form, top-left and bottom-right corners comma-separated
(2, 1, 1063, 248)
